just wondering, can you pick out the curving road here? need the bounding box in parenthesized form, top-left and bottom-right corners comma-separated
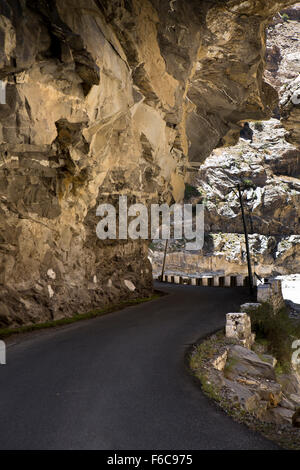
(0, 283, 278, 450)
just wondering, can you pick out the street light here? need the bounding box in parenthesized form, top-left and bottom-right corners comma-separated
(237, 183, 254, 296)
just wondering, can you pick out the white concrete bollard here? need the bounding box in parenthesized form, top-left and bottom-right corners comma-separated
(226, 312, 255, 349)
(257, 278, 284, 312)
(257, 284, 271, 302)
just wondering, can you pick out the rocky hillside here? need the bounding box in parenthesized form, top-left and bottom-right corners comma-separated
(197, 120, 300, 236)
(152, 6, 300, 280)
(0, 0, 298, 327)
(150, 232, 300, 279)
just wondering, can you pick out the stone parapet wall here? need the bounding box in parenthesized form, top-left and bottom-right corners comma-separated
(257, 279, 285, 312)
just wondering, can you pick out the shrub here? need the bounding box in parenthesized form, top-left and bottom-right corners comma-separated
(242, 178, 256, 189)
(250, 303, 300, 372)
(184, 183, 201, 201)
(254, 121, 264, 132)
(282, 13, 289, 22)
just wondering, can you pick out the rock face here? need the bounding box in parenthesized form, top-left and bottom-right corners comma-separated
(265, 11, 300, 90)
(281, 76, 300, 145)
(196, 120, 300, 236)
(150, 233, 300, 278)
(152, 8, 300, 280)
(0, 0, 297, 326)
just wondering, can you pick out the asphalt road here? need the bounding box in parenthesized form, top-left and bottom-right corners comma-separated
(0, 283, 279, 450)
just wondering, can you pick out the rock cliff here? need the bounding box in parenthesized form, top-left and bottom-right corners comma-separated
(152, 7, 300, 281)
(0, 0, 297, 326)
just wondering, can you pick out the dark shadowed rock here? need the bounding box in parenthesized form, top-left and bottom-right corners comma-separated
(292, 408, 300, 427)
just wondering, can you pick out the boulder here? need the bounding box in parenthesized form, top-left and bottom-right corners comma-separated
(280, 396, 296, 411)
(212, 350, 228, 372)
(266, 406, 294, 424)
(277, 373, 300, 395)
(255, 381, 282, 407)
(224, 379, 261, 413)
(225, 345, 276, 381)
(260, 354, 277, 368)
(235, 375, 282, 407)
(289, 394, 300, 407)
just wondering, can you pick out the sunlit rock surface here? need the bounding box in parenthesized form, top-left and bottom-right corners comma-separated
(151, 7, 300, 282)
(0, 0, 298, 326)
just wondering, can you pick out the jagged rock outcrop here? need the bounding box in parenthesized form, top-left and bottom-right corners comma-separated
(152, 8, 300, 281)
(194, 120, 300, 236)
(281, 76, 300, 145)
(265, 12, 300, 90)
(266, 8, 300, 145)
(150, 233, 300, 279)
(0, 0, 297, 326)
